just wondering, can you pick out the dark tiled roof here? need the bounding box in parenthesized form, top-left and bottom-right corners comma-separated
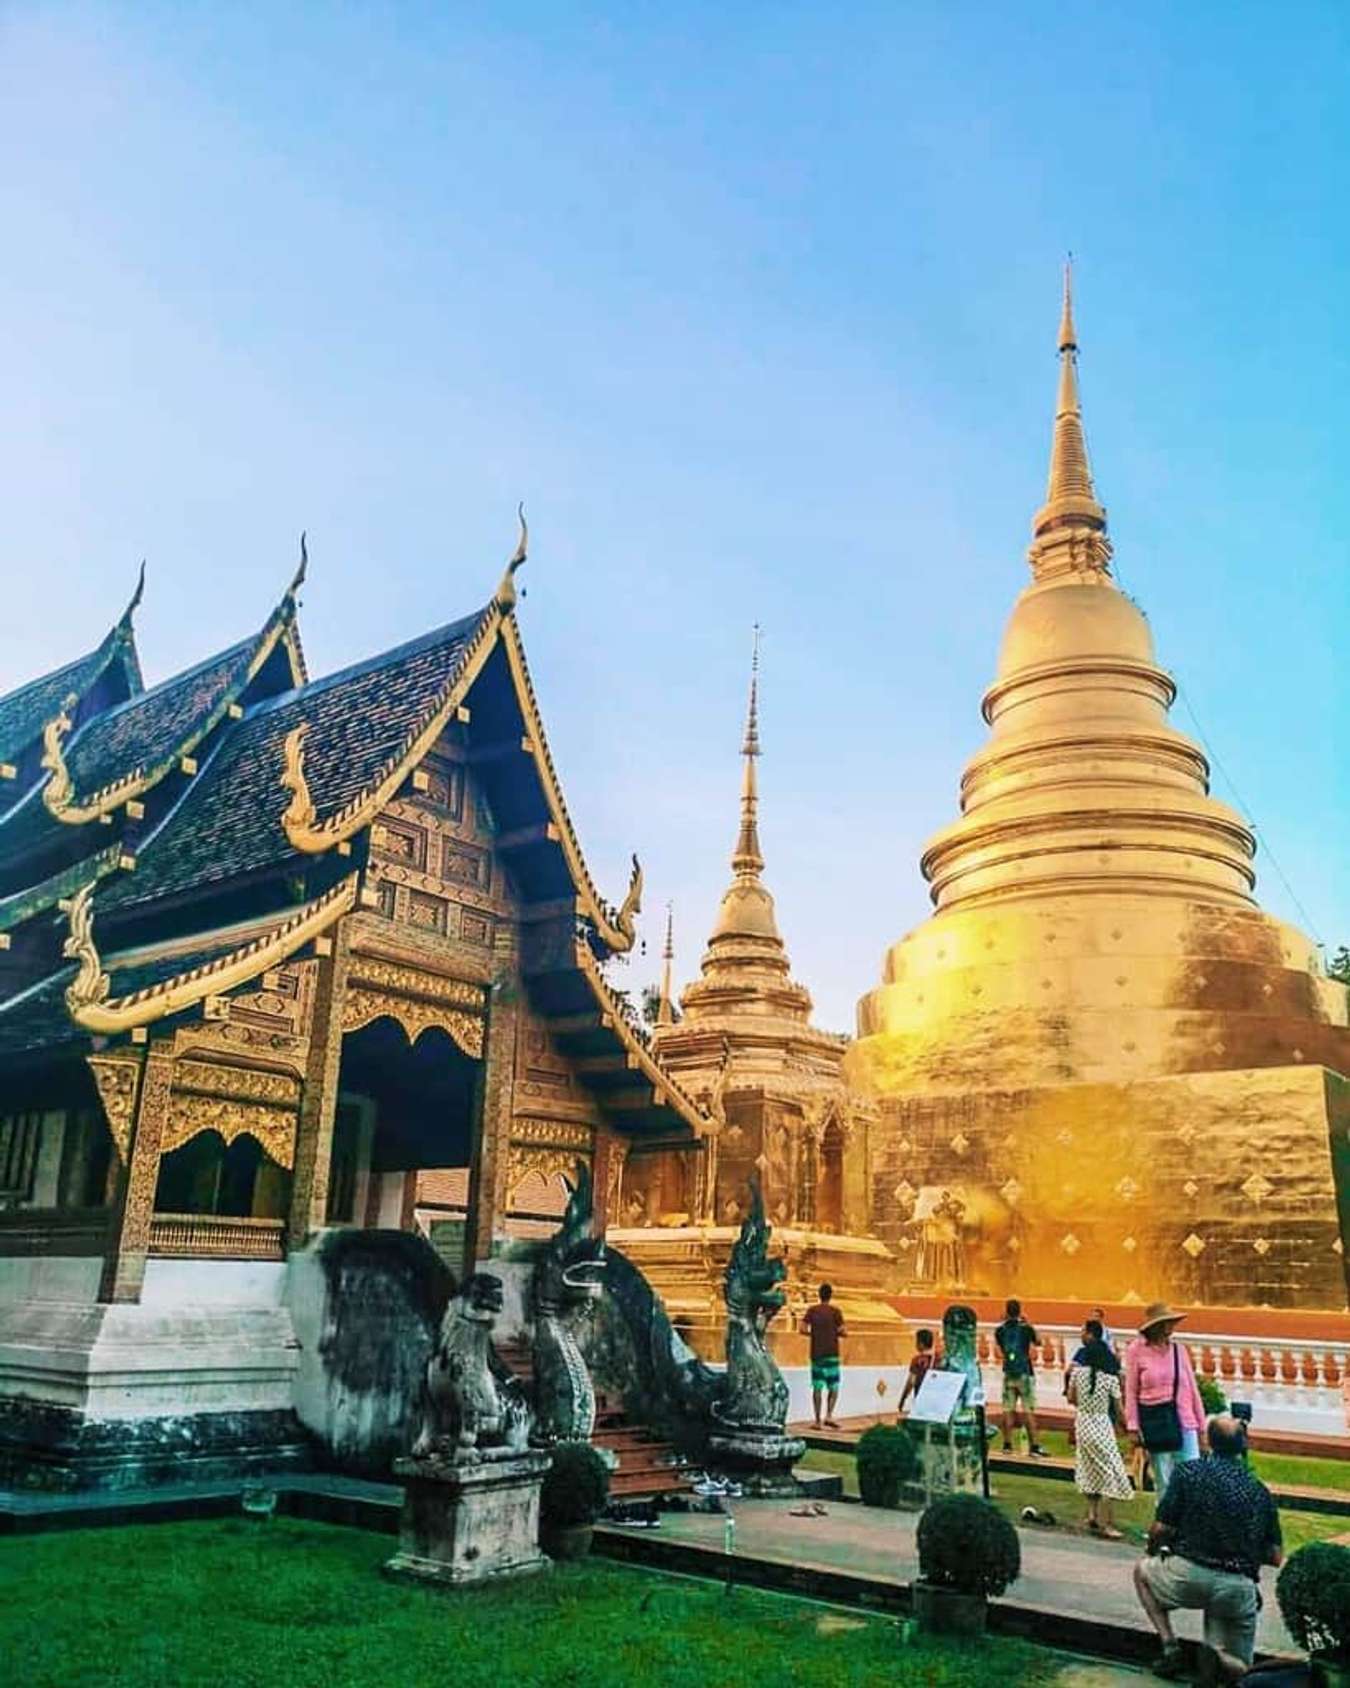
(0, 624, 140, 769)
(0, 970, 79, 1058)
(0, 926, 258, 1057)
(0, 845, 123, 936)
(63, 636, 254, 797)
(104, 609, 487, 911)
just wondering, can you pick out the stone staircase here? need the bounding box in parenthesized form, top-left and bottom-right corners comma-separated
(496, 1341, 693, 1499)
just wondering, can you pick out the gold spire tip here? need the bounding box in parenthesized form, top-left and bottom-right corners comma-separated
(1059, 256, 1077, 353)
(742, 624, 761, 759)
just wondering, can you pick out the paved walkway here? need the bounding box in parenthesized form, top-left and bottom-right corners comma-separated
(648, 1497, 1293, 1654)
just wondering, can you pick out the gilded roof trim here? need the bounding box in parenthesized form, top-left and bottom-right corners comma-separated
(499, 615, 642, 954)
(40, 572, 306, 828)
(572, 938, 710, 1137)
(62, 872, 358, 1033)
(280, 603, 502, 852)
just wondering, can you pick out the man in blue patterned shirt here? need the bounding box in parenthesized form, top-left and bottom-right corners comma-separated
(1133, 1415, 1283, 1681)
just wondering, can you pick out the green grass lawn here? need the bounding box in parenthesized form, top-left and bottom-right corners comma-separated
(801, 1440, 1349, 1554)
(0, 1517, 1096, 1688)
(999, 1427, 1350, 1496)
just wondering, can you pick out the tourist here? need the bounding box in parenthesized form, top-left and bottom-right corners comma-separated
(1133, 1414, 1283, 1682)
(996, 1298, 1048, 1457)
(1125, 1302, 1205, 1496)
(1067, 1319, 1131, 1538)
(897, 1327, 939, 1416)
(802, 1283, 846, 1429)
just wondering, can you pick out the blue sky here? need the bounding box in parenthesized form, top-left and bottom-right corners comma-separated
(1, 3, 1346, 1030)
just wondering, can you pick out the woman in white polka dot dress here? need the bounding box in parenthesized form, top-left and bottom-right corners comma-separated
(1067, 1319, 1133, 1538)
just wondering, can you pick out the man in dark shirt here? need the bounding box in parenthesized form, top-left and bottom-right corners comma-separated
(995, 1298, 1047, 1456)
(801, 1283, 846, 1429)
(1133, 1415, 1283, 1681)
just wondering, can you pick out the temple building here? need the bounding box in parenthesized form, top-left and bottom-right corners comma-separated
(611, 642, 902, 1371)
(0, 529, 713, 1486)
(846, 274, 1350, 1313)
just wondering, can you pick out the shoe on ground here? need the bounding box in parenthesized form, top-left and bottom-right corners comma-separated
(1150, 1641, 1187, 1680)
(1030, 1444, 1049, 1457)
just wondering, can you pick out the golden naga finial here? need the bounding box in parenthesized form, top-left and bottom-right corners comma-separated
(495, 503, 529, 613)
(61, 882, 110, 1013)
(40, 693, 78, 816)
(120, 560, 147, 627)
(280, 723, 318, 838)
(289, 530, 308, 596)
(615, 852, 643, 942)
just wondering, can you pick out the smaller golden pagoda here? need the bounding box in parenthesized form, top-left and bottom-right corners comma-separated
(611, 637, 900, 1363)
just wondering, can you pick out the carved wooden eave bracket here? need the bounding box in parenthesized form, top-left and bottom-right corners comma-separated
(40, 568, 308, 828)
(572, 939, 713, 1138)
(61, 872, 359, 1034)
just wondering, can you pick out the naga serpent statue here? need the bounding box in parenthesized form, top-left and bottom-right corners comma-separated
(411, 1272, 532, 1464)
(713, 1180, 792, 1436)
(530, 1162, 608, 1445)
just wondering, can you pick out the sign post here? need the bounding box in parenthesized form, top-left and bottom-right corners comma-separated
(907, 1369, 966, 1508)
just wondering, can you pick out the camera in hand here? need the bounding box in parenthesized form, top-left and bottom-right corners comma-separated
(1230, 1402, 1253, 1424)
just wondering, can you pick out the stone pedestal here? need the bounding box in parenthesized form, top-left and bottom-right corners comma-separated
(385, 1451, 550, 1587)
(706, 1428, 806, 1496)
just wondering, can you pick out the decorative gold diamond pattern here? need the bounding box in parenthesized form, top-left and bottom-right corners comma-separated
(1242, 1173, 1273, 1205)
(1181, 1233, 1206, 1259)
(1060, 1233, 1081, 1256)
(1183, 1179, 1199, 1199)
(1115, 1176, 1139, 1203)
(893, 1179, 916, 1207)
(1252, 1238, 1271, 1256)
(1000, 1178, 1023, 1207)
(1122, 1236, 1137, 1254)
(949, 1131, 970, 1156)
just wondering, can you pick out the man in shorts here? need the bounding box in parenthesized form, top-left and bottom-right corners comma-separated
(802, 1283, 847, 1429)
(995, 1297, 1048, 1456)
(1134, 1414, 1283, 1682)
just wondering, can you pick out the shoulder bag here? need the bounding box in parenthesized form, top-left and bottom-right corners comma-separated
(1137, 1345, 1183, 1453)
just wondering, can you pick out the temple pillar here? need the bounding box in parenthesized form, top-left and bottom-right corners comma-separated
(99, 1041, 172, 1304)
(287, 920, 352, 1248)
(466, 937, 520, 1268)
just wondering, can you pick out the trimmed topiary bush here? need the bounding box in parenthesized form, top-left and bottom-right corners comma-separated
(916, 1493, 1021, 1599)
(1277, 1542, 1350, 1663)
(856, 1423, 919, 1508)
(1197, 1375, 1227, 1416)
(541, 1441, 611, 1530)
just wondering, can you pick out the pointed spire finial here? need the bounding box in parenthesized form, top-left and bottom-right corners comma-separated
(731, 625, 764, 877)
(656, 900, 676, 1026)
(1029, 261, 1111, 581)
(1058, 254, 1077, 352)
(119, 560, 146, 627)
(496, 502, 529, 612)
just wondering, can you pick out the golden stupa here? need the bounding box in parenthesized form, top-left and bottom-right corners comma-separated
(846, 272, 1350, 1312)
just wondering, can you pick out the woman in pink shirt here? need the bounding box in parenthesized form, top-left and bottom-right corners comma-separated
(1125, 1302, 1206, 1496)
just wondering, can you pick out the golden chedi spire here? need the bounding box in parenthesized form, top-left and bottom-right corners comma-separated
(672, 628, 815, 1028)
(707, 625, 788, 964)
(656, 902, 676, 1027)
(1030, 261, 1111, 581)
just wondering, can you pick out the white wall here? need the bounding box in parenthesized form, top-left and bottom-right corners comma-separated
(0, 1254, 102, 1303)
(140, 1258, 288, 1308)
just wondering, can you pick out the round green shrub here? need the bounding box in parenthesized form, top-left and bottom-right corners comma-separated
(916, 1493, 1021, 1599)
(856, 1423, 919, 1508)
(540, 1441, 611, 1529)
(860, 1424, 924, 1505)
(1277, 1542, 1350, 1661)
(1197, 1375, 1227, 1416)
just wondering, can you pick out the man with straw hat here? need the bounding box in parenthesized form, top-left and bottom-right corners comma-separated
(1125, 1302, 1206, 1498)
